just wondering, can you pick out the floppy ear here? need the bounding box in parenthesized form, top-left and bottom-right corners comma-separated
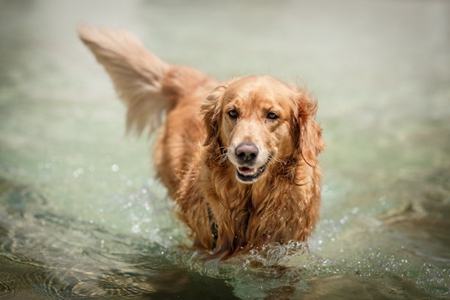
(292, 91, 325, 167)
(201, 84, 228, 147)
(200, 84, 229, 169)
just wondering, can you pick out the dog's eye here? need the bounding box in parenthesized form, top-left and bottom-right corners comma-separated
(228, 109, 239, 119)
(266, 112, 279, 120)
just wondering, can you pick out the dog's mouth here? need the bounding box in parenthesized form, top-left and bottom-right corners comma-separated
(235, 161, 269, 183)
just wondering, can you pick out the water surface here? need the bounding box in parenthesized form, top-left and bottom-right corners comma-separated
(1, 0, 449, 299)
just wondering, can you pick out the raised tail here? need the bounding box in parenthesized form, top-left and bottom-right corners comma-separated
(78, 26, 215, 136)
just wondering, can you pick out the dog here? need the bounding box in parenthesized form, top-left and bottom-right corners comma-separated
(78, 26, 324, 260)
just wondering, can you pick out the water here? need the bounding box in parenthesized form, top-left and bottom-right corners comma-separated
(1, 0, 449, 299)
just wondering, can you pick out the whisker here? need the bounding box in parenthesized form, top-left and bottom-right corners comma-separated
(218, 147, 228, 164)
(219, 154, 228, 164)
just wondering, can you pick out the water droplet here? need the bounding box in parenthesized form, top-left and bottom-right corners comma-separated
(111, 164, 119, 172)
(131, 224, 141, 233)
(73, 168, 84, 178)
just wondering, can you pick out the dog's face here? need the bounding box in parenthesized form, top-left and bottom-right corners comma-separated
(202, 76, 323, 184)
(220, 77, 297, 183)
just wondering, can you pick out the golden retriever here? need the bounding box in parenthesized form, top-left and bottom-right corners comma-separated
(78, 26, 324, 260)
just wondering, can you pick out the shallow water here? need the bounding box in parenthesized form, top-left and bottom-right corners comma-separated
(1, 0, 450, 299)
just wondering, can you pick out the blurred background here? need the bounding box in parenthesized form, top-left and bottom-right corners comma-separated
(0, 0, 449, 299)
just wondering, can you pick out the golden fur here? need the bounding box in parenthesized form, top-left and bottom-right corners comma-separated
(78, 26, 324, 260)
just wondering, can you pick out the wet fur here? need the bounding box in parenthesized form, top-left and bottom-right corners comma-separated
(78, 26, 324, 260)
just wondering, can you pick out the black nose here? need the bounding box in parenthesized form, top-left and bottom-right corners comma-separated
(235, 143, 259, 163)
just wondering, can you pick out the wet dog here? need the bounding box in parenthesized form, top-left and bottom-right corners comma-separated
(78, 26, 324, 260)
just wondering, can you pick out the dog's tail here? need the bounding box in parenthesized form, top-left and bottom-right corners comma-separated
(78, 26, 214, 136)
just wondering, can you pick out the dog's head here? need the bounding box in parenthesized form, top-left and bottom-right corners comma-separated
(202, 76, 324, 184)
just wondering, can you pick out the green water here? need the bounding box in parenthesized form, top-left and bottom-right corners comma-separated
(1, 0, 449, 299)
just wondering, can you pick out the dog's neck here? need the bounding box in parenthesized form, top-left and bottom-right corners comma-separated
(203, 149, 308, 200)
(200, 158, 314, 258)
